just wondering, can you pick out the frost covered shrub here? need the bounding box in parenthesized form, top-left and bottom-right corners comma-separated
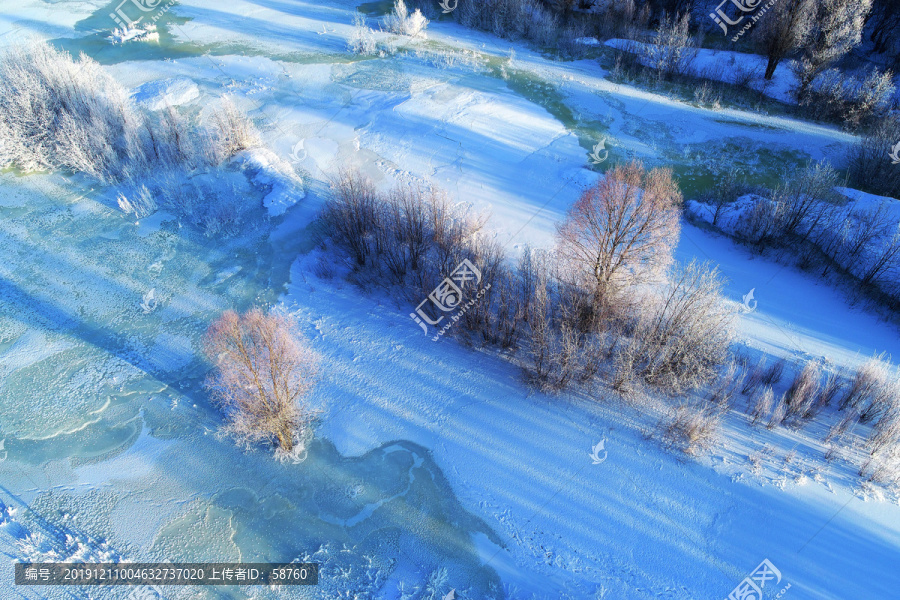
(848, 114, 900, 199)
(662, 402, 722, 455)
(209, 97, 262, 161)
(614, 260, 736, 394)
(800, 67, 896, 129)
(735, 197, 785, 247)
(203, 308, 319, 461)
(596, 0, 650, 40)
(0, 42, 146, 183)
(641, 12, 696, 79)
(117, 185, 157, 219)
(773, 161, 840, 240)
(868, 397, 900, 457)
(700, 165, 750, 225)
(732, 161, 840, 247)
(321, 171, 380, 266)
(839, 356, 887, 413)
(426, 0, 560, 47)
(761, 358, 785, 385)
(708, 359, 742, 409)
(349, 12, 377, 55)
(825, 406, 859, 444)
(320, 171, 524, 348)
(383, 0, 429, 37)
(766, 393, 787, 429)
(742, 356, 767, 396)
(750, 385, 774, 426)
(784, 360, 821, 421)
(0, 40, 264, 231)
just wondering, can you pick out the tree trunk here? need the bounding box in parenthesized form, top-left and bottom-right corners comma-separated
(764, 55, 779, 80)
(276, 427, 293, 452)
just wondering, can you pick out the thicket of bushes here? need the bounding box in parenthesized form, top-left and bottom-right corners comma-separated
(690, 160, 900, 309)
(0, 42, 262, 236)
(320, 164, 739, 442)
(755, 354, 900, 484)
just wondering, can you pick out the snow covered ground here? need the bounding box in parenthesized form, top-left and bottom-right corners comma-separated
(1, 1, 899, 599)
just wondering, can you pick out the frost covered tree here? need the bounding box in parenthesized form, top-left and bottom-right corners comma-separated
(384, 0, 429, 37)
(644, 12, 696, 79)
(793, 0, 873, 99)
(754, 0, 815, 80)
(556, 161, 682, 311)
(203, 309, 319, 460)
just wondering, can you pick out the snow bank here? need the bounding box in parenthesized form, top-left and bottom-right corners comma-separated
(131, 77, 200, 111)
(230, 148, 305, 217)
(605, 38, 799, 104)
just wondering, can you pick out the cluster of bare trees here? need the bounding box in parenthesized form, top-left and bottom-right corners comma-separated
(729, 0, 894, 127)
(321, 164, 739, 444)
(204, 309, 320, 461)
(0, 42, 262, 235)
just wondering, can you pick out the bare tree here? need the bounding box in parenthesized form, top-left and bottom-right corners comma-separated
(203, 309, 320, 460)
(321, 170, 380, 266)
(793, 0, 872, 99)
(556, 161, 682, 314)
(754, 0, 815, 80)
(775, 160, 840, 240)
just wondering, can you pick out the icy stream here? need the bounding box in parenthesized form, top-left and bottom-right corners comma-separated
(0, 172, 502, 598)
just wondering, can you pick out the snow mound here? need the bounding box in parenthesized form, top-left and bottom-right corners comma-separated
(230, 148, 306, 217)
(836, 186, 900, 217)
(131, 77, 200, 111)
